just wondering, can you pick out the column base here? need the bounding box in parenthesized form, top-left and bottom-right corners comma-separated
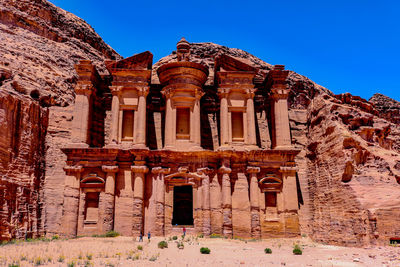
(65, 142, 89, 149)
(273, 145, 294, 150)
(131, 144, 149, 150)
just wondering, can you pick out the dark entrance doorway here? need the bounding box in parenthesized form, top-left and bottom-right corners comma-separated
(172, 185, 193, 225)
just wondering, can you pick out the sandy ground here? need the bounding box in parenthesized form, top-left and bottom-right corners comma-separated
(0, 235, 399, 266)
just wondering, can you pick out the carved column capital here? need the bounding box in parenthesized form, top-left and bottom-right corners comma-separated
(151, 167, 171, 175)
(110, 86, 123, 96)
(270, 88, 289, 100)
(75, 84, 94, 97)
(102, 165, 119, 173)
(279, 165, 297, 175)
(131, 165, 149, 174)
(197, 167, 213, 175)
(63, 165, 83, 175)
(246, 166, 260, 174)
(217, 88, 230, 99)
(137, 86, 150, 97)
(218, 166, 232, 174)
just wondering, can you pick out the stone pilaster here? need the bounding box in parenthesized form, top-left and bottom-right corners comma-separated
(101, 165, 118, 233)
(71, 85, 93, 147)
(133, 87, 148, 148)
(151, 167, 170, 236)
(247, 166, 261, 239)
(198, 168, 212, 236)
(109, 87, 121, 145)
(280, 165, 300, 237)
(219, 164, 232, 237)
(246, 89, 257, 146)
(61, 165, 83, 237)
(164, 95, 175, 149)
(218, 89, 229, 147)
(131, 163, 148, 236)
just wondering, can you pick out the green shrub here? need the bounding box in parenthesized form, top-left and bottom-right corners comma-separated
(197, 233, 204, 238)
(149, 255, 158, 261)
(57, 255, 65, 262)
(51, 235, 59, 240)
(8, 262, 20, 267)
(177, 242, 184, 249)
(200, 247, 210, 254)
(105, 231, 120, 237)
(264, 248, 272, 254)
(34, 256, 43, 266)
(172, 236, 178, 240)
(86, 253, 93, 260)
(210, 233, 222, 238)
(157, 241, 168, 249)
(67, 260, 76, 267)
(293, 244, 302, 255)
(137, 245, 143, 250)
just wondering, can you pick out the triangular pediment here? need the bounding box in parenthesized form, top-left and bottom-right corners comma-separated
(214, 54, 257, 72)
(107, 51, 153, 71)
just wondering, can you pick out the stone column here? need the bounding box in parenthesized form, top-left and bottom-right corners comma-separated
(219, 90, 229, 147)
(246, 90, 257, 146)
(280, 165, 300, 237)
(109, 87, 121, 144)
(219, 164, 232, 237)
(71, 85, 93, 146)
(101, 165, 118, 233)
(280, 166, 298, 211)
(151, 167, 170, 236)
(198, 168, 211, 236)
(131, 163, 148, 236)
(247, 166, 261, 239)
(193, 95, 202, 148)
(62, 165, 83, 237)
(164, 96, 174, 149)
(134, 88, 148, 148)
(271, 92, 291, 149)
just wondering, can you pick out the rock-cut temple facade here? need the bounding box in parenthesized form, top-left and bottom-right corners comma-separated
(61, 38, 301, 239)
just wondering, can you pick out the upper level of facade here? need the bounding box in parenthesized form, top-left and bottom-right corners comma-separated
(69, 38, 293, 152)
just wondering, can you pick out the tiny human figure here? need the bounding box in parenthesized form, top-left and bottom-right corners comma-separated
(147, 231, 151, 241)
(139, 231, 143, 242)
(183, 227, 186, 237)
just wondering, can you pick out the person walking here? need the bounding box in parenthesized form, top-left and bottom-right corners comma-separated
(183, 226, 186, 237)
(139, 231, 143, 242)
(147, 231, 151, 241)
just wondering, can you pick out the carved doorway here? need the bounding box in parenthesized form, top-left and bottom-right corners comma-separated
(172, 185, 193, 225)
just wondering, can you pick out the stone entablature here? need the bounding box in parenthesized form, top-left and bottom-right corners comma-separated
(61, 38, 300, 239)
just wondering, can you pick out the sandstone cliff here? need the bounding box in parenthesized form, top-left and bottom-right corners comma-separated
(1, 0, 399, 246)
(0, 0, 120, 239)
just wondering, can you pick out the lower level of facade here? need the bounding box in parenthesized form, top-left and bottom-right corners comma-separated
(61, 148, 300, 238)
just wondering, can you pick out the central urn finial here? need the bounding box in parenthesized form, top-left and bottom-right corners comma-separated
(177, 37, 190, 61)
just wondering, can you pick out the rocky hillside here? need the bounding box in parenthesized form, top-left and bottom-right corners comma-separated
(0, 0, 120, 240)
(1, 0, 399, 246)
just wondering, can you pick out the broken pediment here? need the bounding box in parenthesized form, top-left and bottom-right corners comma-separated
(214, 54, 257, 73)
(106, 51, 153, 71)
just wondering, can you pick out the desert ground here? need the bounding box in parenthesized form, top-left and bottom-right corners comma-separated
(0, 235, 399, 267)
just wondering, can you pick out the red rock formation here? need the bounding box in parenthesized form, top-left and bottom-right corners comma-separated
(0, 0, 120, 239)
(1, 0, 399, 246)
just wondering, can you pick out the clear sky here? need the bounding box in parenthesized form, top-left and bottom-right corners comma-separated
(49, 0, 400, 101)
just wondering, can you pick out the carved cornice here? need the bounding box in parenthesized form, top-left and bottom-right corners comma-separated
(75, 84, 94, 97)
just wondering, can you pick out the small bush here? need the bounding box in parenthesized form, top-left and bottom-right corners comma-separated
(172, 236, 178, 240)
(197, 233, 204, 238)
(67, 260, 76, 267)
(293, 244, 302, 255)
(264, 248, 272, 254)
(210, 233, 222, 238)
(177, 242, 184, 249)
(86, 253, 93, 260)
(137, 245, 143, 250)
(58, 255, 65, 262)
(158, 241, 168, 249)
(200, 247, 210, 254)
(105, 230, 120, 237)
(8, 262, 20, 267)
(149, 255, 158, 261)
(34, 257, 43, 265)
(51, 235, 59, 240)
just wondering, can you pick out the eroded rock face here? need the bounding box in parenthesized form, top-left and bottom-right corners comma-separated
(1, 0, 400, 246)
(0, 0, 120, 239)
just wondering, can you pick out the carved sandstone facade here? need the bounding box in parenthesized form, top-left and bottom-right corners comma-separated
(61, 39, 300, 238)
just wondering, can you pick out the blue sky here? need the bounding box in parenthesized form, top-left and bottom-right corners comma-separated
(49, 0, 400, 101)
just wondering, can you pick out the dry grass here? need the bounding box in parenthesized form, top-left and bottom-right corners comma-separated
(0, 236, 399, 266)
